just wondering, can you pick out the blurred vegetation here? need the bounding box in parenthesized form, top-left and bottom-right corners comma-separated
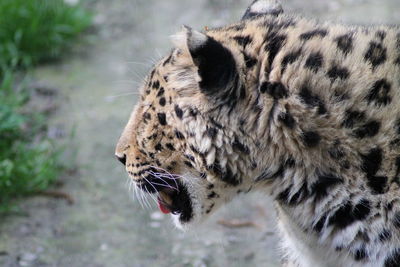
(0, 0, 92, 72)
(0, 0, 92, 212)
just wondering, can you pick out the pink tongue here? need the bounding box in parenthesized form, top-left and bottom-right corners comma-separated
(157, 198, 171, 214)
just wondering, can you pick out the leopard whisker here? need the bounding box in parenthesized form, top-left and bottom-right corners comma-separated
(125, 176, 131, 188)
(126, 177, 139, 206)
(126, 61, 152, 66)
(139, 180, 151, 209)
(146, 188, 159, 205)
(112, 79, 143, 85)
(134, 180, 145, 209)
(150, 168, 181, 191)
(150, 165, 184, 179)
(147, 171, 179, 191)
(149, 165, 182, 188)
(151, 171, 181, 180)
(143, 186, 153, 209)
(142, 175, 159, 196)
(146, 176, 178, 191)
(151, 174, 180, 191)
(127, 68, 146, 83)
(152, 173, 180, 188)
(137, 180, 148, 209)
(105, 92, 142, 101)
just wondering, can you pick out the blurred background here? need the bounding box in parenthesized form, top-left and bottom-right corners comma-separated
(0, 0, 399, 266)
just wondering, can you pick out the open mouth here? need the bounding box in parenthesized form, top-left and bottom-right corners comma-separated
(137, 174, 193, 223)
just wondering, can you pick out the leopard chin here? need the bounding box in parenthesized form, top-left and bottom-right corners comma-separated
(151, 172, 209, 229)
(169, 181, 203, 230)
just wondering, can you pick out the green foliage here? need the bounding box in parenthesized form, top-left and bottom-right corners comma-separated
(0, 0, 92, 71)
(0, 1, 92, 211)
(0, 72, 63, 210)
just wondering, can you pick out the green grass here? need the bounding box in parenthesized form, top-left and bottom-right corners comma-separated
(0, 72, 63, 212)
(0, 0, 92, 71)
(0, 0, 92, 212)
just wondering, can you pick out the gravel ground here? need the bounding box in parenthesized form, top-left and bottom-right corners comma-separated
(1, 0, 399, 266)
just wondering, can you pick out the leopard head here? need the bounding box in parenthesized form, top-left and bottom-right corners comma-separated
(115, 25, 265, 228)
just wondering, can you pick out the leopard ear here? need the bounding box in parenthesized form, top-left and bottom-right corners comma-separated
(242, 0, 283, 20)
(172, 26, 239, 99)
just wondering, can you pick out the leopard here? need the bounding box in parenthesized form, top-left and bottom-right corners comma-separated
(115, 0, 400, 266)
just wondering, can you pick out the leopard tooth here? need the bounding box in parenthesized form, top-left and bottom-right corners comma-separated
(159, 191, 173, 206)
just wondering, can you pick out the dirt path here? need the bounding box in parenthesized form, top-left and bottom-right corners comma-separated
(1, 0, 399, 266)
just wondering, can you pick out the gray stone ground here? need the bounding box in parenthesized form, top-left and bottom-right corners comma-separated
(1, 0, 399, 266)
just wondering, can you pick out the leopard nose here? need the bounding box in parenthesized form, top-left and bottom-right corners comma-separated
(115, 154, 126, 166)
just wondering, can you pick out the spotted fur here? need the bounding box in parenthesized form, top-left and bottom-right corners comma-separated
(116, 1, 400, 266)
